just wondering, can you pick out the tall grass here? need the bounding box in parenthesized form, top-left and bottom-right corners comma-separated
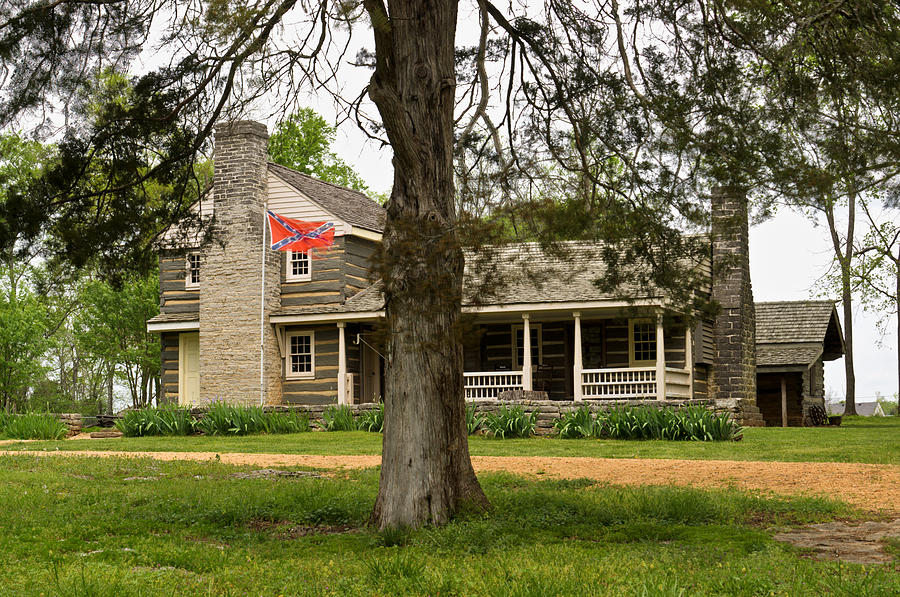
(319, 404, 358, 431)
(465, 403, 484, 435)
(357, 403, 384, 433)
(116, 405, 312, 437)
(2, 413, 69, 440)
(116, 407, 196, 437)
(554, 405, 741, 441)
(481, 405, 537, 439)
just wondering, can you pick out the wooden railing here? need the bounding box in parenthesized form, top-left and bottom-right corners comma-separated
(464, 371, 524, 400)
(581, 367, 657, 399)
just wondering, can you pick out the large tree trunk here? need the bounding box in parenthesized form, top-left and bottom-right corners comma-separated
(365, 0, 490, 529)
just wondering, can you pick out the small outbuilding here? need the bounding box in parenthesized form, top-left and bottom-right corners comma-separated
(755, 301, 845, 426)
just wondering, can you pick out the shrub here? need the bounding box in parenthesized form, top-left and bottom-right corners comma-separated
(590, 405, 741, 441)
(465, 403, 483, 435)
(265, 410, 311, 434)
(320, 404, 357, 431)
(358, 402, 384, 433)
(481, 405, 536, 439)
(554, 406, 597, 439)
(116, 407, 195, 437)
(196, 402, 269, 436)
(3, 413, 68, 440)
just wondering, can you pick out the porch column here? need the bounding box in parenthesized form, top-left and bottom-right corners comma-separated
(522, 313, 533, 391)
(337, 322, 348, 405)
(655, 313, 666, 401)
(573, 312, 583, 401)
(781, 375, 787, 427)
(685, 324, 694, 399)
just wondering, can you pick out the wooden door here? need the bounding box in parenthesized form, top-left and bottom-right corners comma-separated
(179, 332, 200, 406)
(361, 342, 382, 403)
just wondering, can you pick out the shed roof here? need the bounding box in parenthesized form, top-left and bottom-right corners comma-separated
(755, 301, 844, 367)
(267, 163, 385, 232)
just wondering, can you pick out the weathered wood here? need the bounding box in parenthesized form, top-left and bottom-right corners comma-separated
(281, 294, 343, 307)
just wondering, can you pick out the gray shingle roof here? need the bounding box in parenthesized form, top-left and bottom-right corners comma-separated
(267, 163, 385, 232)
(147, 312, 199, 324)
(755, 301, 844, 367)
(756, 301, 836, 344)
(756, 343, 823, 368)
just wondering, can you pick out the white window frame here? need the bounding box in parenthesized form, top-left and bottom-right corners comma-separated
(285, 250, 312, 282)
(511, 324, 542, 369)
(285, 331, 315, 380)
(185, 253, 200, 290)
(628, 318, 657, 367)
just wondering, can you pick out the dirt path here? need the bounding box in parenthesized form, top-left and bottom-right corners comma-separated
(3, 449, 899, 514)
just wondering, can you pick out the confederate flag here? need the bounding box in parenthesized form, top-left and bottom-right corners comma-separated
(267, 210, 335, 252)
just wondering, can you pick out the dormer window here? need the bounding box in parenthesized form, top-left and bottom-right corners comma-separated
(286, 250, 311, 282)
(186, 253, 200, 289)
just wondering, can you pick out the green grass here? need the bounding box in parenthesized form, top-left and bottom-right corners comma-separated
(6, 417, 900, 465)
(0, 454, 894, 596)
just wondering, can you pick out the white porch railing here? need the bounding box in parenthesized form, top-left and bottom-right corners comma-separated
(580, 367, 693, 399)
(464, 371, 524, 400)
(581, 367, 657, 399)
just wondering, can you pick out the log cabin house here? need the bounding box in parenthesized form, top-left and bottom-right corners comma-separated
(146, 121, 844, 426)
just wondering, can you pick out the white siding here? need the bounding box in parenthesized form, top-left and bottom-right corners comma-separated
(267, 171, 349, 236)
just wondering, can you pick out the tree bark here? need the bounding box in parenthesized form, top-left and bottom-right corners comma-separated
(365, 0, 490, 529)
(824, 197, 856, 415)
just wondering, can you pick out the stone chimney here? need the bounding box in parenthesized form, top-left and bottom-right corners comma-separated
(199, 121, 282, 405)
(709, 187, 762, 425)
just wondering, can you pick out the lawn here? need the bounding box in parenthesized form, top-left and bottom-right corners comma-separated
(0, 454, 896, 596)
(5, 416, 900, 465)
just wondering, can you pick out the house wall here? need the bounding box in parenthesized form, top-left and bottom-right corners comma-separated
(267, 170, 350, 235)
(160, 332, 180, 404)
(282, 324, 341, 404)
(158, 250, 199, 316)
(280, 237, 346, 308)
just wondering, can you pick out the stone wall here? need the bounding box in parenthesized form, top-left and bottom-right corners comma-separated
(709, 187, 763, 426)
(199, 121, 283, 405)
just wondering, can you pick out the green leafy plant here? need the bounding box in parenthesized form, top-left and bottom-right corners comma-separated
(319, 404, 357, 431)
(265, 410, 311, 434)
(357, 402, 384, 433)
(554, 405, 598, 439)
(115, 407, 195, 437)
(588, 405, 741, 442)
(196, 403, 268, 436)
(3, 413, 68, 440)
(481, 405, 536, 439)
(465, 403, 484, 435)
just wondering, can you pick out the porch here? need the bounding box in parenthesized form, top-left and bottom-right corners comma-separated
(462, 310, 694, 401)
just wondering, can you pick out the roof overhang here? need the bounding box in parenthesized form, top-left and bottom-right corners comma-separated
(348, 225, 382, 242)
(270, 310, 385, 325)
(146, 320, 200, 333)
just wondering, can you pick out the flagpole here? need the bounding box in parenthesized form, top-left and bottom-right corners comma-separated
(260, 204, 267, 407)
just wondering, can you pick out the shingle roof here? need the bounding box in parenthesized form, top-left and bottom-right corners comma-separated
(147, 312, 199, 324)
(755, 301, 836, 344)
(754, 301, 844, 367)
(756, 343, 823, 368)
(267, 163, 385, 232)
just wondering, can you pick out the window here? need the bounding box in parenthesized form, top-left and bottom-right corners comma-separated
(512, 324, 542, 369)
(286, 250, 311, 281)
(286, 332, 315, 379)
(185, 253, 200, 289)
(629, 319, 657, 366)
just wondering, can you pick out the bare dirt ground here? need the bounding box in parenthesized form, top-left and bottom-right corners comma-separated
(3, 449, 899, 515)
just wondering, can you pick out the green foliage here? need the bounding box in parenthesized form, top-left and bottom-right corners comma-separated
(197, 403, 269, 436)
(553, 405, 598, 439)
(1, 413, 68, 440)
(481, 405, 537, 439)
(552, 405, 742, 441)
(116, 407, 196, 437)
(269, 108, 369, 192)
(319, 404, 358, 432)
(465, 403, 484, 435)
(264, 410, 311, 434)
(357, 403, 384, 433)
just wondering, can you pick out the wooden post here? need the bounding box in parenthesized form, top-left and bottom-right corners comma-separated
(685, 324, 694, 399)
(573, 312, 583, 401)
(337, 322, 348, 405)
(656, 314, 666, 401)
(781, 375, 787, 428)
(522, 314, 532, 391)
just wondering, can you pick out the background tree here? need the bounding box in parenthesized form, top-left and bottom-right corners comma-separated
(269, 108, 370, 192)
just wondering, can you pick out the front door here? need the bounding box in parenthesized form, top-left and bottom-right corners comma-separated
(361, 342, 382, 404)
(179, 332, 200, 406)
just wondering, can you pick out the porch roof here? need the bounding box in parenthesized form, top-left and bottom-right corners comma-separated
(755, 301, 845, 364)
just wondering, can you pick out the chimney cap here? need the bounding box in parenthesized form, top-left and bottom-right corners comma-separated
(214, 120, 268, 140)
